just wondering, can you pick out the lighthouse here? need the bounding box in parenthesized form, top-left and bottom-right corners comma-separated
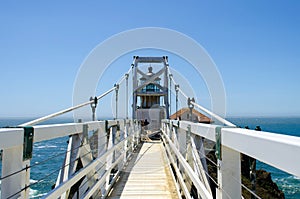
(132, 56, 169, 131)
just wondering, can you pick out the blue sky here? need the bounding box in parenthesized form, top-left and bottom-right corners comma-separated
(1, 1, 300, 118)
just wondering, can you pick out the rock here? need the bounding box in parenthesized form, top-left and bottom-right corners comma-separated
(255, 169, 285, 199)
(205, 150, 285, 198)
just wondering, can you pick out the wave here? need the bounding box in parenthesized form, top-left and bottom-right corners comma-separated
(31, 192, 47, 198)
(35, 145, 57, 149)
(291, 175, 300, 180)
(30, 188, 47, 198)
(30, 179, 38, 184)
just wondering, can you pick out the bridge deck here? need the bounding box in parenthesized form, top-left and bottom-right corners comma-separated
(107, 141, 179, 199)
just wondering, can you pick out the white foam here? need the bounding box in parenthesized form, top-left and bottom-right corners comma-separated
(35, 145, 57, 149)
(29, 188, 38, 196)
(30, 179, 38, 184)
(293, 175, 300, 180)
(31, 192, 47, 198)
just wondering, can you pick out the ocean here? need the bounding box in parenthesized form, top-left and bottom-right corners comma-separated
(229, 117, 300, 198)
(0, 117, 300, 198)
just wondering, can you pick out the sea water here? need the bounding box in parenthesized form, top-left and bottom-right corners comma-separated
(229, 117, 300, 198)
(0, 117, 300, 198)
(0, 118, 70, 198)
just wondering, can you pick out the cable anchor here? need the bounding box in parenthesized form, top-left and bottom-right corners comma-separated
(90, 96, 98, 121)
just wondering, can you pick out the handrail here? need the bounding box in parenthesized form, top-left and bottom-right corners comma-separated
(162, 120, 300, 199)
(44, 133, 134, 199)
(115, 65, 133, 85)
(162, 136, 192, 199)
(163, 119, 300, 178)
(162, 129, 213, 199)
(20, 86, 116, 126)
(0, 119, 140, 199)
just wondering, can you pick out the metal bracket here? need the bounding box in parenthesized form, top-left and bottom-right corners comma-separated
(186, 124, 191, 146)
(117, 121, 120, 131)
(82, 124, 88, 144)
(105, 121, 120, 133)
(0, 149, 3, 161)
(215, 126, 222, 160)
(105, 120, 109, 132)
(23, 126, 34, 160)
(90, 96, 98, 121)
(170, 121, 173, 138)
(215, 126, 236, 160)
(114, 83, 119, 91)
(175, 84, 179, 92)
(168, 120, 179, 130)
(187, 97, 195, 109)
(187, 98, 195, 122)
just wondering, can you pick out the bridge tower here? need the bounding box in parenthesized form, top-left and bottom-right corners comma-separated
(132, 56, 169, 131)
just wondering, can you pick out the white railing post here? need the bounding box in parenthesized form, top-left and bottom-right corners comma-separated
(136, 121, 140, 146)
(1, 146, 30, 199)
(216, 127, 241, 199)
(131, 121, 135, 152)
(106, 127, 114, 190)
(177, 127, 187, 157)
(123, 120, 128, 164)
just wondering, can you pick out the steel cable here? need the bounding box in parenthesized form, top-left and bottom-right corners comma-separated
(6, 149, 95, 199)
(20, 86, 117, 126)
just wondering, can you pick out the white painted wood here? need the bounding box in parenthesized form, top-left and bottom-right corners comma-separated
(106, 127, 114, 190)
(59, 136, 72, 198)
(191, 136, 212, 195)
(162, 130, 213, 199)
(1, 146, 30, 199)
(162, 135, 192, 199)
(177, 127, 187, 156)
(179, 120, 217, 142)
(217, 146, 241, 199)
(44, 135, 133, 199)
(83, 152, 125, 199)
(0, 128, 23, 148)
(222, 128, 300, 177)
(107, 142, 179, 199)
(33, 123, 83, 142)
(2, 118, 300, 199)
(85, 120, 105, 131)
(167, 120, 300, 178)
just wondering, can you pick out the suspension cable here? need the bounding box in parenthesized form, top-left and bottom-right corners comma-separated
(20, 86, 117, 126)
(6, 148, 95, 199)
(178, 87, 189, 100)
(190, 152, 233, 199)
(190, 101, 235, 126)
(168, 67, 235, 127)
(189, 137, 259, 198)
(78, 144, 133, 192)
(164, 135, 232, 199)
(229, 170, 262, 199)
(116, 65, 133, 85)
(167, 67, 190, 100)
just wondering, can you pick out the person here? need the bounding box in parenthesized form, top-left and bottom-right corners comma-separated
(144, 119, 149, 126)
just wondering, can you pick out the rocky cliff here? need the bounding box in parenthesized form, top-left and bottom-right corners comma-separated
(205, 151, 285, 199)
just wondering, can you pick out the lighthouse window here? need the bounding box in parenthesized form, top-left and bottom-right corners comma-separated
(144, 83, 159, 92)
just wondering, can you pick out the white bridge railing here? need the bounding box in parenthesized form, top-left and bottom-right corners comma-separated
(161, 119, 300, 199)
(0, 119, 141, 199)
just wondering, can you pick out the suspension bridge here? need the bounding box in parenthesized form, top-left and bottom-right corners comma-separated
(0, 56, 300, 199)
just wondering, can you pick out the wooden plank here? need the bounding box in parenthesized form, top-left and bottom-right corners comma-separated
(107, 142, 179, 199)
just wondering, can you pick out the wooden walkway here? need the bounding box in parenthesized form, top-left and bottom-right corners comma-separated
(107, 142, 179, 199)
